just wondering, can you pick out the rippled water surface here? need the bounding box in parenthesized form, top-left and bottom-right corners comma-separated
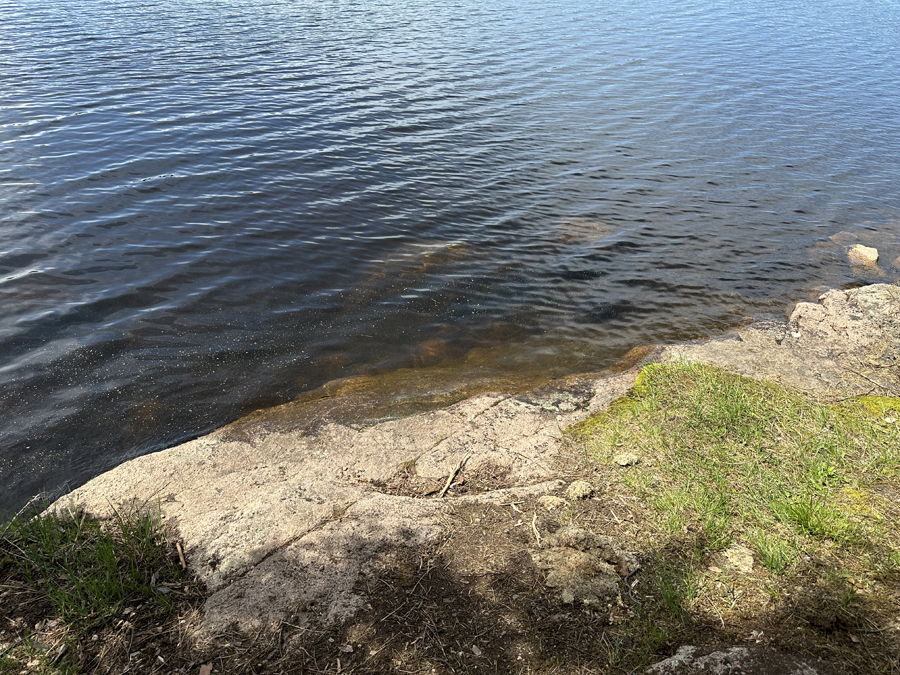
(3, 0, 900, 511)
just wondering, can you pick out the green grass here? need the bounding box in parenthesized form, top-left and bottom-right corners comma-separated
(0, 501, 181, 626)
(568, 362, 900, 671)
(0, 656, 17, 675)
(570, 362, 900, 568)
(747, 529, 793, 575)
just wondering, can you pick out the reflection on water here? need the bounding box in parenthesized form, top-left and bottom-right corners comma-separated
(2, 0, 900, 511)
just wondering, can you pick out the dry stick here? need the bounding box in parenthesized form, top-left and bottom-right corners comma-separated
(437, 454, 470, 498)
(175, 542, 187, 570)
(845, 366, 893, 392)
(531, 512, 541, 546)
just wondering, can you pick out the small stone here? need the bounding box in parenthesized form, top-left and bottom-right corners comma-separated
(566, 480, 593, 500)
(893, 255, 900, 270)
(539, 495, 568, 510)
(848, 244, 878, 266)
(472, 645, 482, 656)
(613, 452, 640, 467)
(723, 544, 754, 574)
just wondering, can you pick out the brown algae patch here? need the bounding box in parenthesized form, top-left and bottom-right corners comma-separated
(218, 341, 637, 442)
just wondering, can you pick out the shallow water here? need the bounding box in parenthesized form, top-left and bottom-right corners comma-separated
(3, 0, 900, 512)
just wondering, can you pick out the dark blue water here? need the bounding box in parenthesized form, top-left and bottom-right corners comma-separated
(3, 0, 900, 512)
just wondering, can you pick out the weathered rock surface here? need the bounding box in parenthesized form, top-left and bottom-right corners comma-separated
(663, 284, 900, 396)
(647, 645, 829, 674)
(720, 543, 754, 575)
(613, 451, 641, 466)
(538, 495, 568, 510)
(57, 371, 637, 634)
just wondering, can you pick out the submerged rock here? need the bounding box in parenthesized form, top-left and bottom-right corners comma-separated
(848, 243, 879, 266)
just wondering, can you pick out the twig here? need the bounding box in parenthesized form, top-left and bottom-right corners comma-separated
(50, 643, 68, 666)
(531, 512, 542, 546)
(437, 454, 470, 498)
(176, 542, 187, 570)
(377, 600, 409, 624)
(844, 366, 894, 392)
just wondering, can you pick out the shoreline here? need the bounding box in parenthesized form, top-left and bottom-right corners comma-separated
(3, 282, 898, 673)
(55, 283, 900, 633)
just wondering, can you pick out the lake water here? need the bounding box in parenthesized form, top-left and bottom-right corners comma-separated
(3, 0, 900, 513)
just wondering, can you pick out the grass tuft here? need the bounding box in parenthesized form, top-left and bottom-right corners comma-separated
(1, 501, 181, 626)
(748, 529, 793, 575)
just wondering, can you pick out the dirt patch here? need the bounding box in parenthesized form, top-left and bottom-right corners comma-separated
(369, 461, 514, 498)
